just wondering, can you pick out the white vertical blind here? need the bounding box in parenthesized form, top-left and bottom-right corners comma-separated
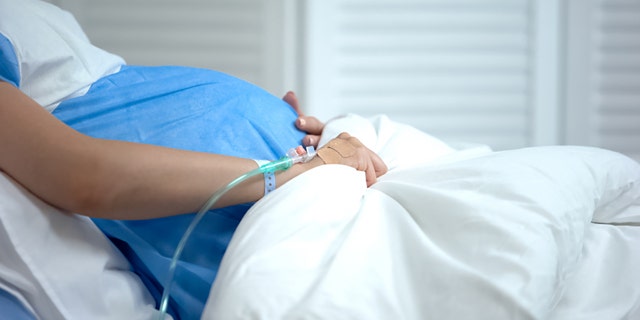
(305, 0, 539, 150)
(54, 0, 296, 95)
(566, 0, 640, 162)
(594, 0, 640, 162)
(531, 1, 561, 146)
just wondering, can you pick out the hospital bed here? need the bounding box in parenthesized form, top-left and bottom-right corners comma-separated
(204, 114, 640, 319)
(1, 1, 640, 318)
(2, 111, 640, 320)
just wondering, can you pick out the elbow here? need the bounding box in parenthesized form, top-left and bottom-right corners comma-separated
(58, 161, 120, 219)
(63, 178, 113, 219)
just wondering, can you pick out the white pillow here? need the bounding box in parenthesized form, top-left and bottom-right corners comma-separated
(0, 172, 162, 320)
(0, 0, 124, 111)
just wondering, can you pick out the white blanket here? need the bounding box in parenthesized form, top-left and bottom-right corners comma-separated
(204, 114, 640, 320)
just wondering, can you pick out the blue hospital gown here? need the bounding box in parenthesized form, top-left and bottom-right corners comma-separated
(52, 65, 305, 319)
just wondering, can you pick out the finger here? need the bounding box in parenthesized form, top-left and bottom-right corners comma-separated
(342, 140, 377, 186)
(296, 116, 325, 136)
(283, 91, 304, 116)
(338, 132, 351, 139)
(344, 134, 387, 180)
(302, 134, 322, 148)
(368, 149, 388, 177)
(364, 157, 378, 187)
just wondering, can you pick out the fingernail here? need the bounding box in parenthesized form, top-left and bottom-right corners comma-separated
(307, 137, 314, 145)
(298, 118, 306, 127)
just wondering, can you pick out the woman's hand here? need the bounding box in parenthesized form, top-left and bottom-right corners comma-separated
(313, 132, 387, 187)
(283, 91, 324, 148)
(282, 91, 386, 186)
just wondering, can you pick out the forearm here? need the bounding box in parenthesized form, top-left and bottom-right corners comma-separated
(77, 139, 259, 219)
(10, 133, 321, 220)
(76, 138, 321, 219)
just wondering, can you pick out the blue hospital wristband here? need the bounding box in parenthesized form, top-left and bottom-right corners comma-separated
(253, 160, 276, 195)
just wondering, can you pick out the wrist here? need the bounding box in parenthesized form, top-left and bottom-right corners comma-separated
(275, 156, 323, 188)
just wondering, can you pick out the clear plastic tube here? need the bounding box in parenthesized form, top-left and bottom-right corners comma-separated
(157, 147, 315, 320)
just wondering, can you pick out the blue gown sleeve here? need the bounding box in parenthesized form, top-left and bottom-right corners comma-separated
(0, 288, 36, 320)
(0, 33, 20, 86)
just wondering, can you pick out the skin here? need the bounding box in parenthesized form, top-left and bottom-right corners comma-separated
(284, 91, 324, 148)
(0, 82, 387, 220)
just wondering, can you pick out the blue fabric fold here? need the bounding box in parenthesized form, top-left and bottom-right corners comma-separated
(0, 33, 20, 86)
(0, 288, 36, 320)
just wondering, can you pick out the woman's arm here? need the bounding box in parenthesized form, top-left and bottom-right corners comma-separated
(0, 82, 386, 220)
(0, 81, 281, 219)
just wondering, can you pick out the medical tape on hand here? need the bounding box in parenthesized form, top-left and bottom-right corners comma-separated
(316, 140, 355, 164)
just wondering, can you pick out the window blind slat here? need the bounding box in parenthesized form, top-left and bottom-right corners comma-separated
(60, 0, 268, 85)
(593, 0, 640, 160)
(306, 0, 533, 149)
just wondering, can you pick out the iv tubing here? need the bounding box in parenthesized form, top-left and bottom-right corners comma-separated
(157, 147, 315, 320)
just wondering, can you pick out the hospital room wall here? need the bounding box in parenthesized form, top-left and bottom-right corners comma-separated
(50, 0, 640, 162)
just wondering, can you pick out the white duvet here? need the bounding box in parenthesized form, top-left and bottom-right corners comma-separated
(203, 114, 640, 320)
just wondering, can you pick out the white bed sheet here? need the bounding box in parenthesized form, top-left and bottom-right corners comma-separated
(204, 114, 640, 320)
(0, 171, 163, 320)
